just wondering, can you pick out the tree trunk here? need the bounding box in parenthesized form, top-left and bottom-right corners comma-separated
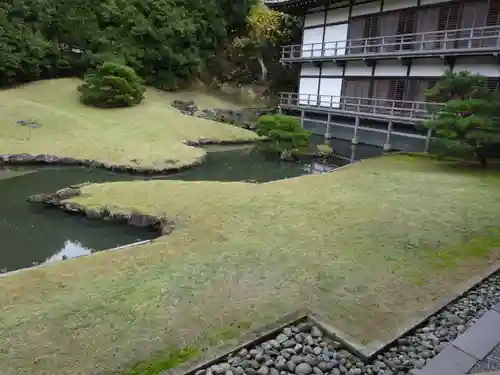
(257, 55, 268, 82)
(474, 147, 488, 167)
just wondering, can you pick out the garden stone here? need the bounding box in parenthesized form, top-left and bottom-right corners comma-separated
(247, 369, 257, 375)
(291, 355, 305, 364)
(295, 363, 313, 375)
(287, 362, 297, 372)
(317, 362, 328, 372)
(283, 340, 296, 348)
(352, 368, 362, 375)
(312, 367, 323, 375)
(304, 355, 318, 367)
(270, 340, 281, 349)
(283, 327, 293, 337)
(332, 370, 341, 375)
(226, 371, 234, 375)
(211, 365, 224, 374)
(270, 369, 280, 375)
(262, 343, 272, 351)
(233, 367, 245, 375)
(220, 363, 231, 371)
(250, 360, 260, 369)
(314, 347, 323, 356)
(195, 370, 205, 375)
(294, 344, 303, 353)
(310, 326, 323, 338)
(255, 353, 264, 362)
(258, 366, 269, 375)
(276, 334, 289, 344)
(265, 360, 274, 367)
(297, 322, 313, 333)
(276, 360, 287, 370)
(250, 349, 261, 357)
(241, 360, 250, 369)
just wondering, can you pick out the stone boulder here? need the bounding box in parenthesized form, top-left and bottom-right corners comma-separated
(197, 107, 276, 130)
(171, 99, 197, 116)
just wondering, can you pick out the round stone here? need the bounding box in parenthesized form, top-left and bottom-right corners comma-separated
(276, 334, 289, 343)
(313, 367, 324, 375)
(283, 327, 293, 337)
(257, 366, 269, 375)
(291, 355, 305, 364)
(270, 369, 280, 375)
(295, 363, 313, 375)
(304, 355, 318, 367)
(310, 326, 323, 338)
(287, 362, 297, 372)
(220, 363, 231, 371)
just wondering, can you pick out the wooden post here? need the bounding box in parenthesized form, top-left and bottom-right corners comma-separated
(300, 109, 305, 128)
(383, 121, 393, 151)
(325, 113, 332, 139)
(352, 116, 360, 145)
(350, 145, 357, 163)
(424, 128, 432, 152)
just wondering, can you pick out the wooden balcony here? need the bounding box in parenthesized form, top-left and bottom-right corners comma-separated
(278, 92, 444, 122)
(281, 26, 500, 63)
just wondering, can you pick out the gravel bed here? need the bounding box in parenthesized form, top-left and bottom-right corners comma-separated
(194, 273, 500, 375)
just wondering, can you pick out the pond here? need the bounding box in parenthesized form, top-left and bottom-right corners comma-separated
(0, 142, 379, 273)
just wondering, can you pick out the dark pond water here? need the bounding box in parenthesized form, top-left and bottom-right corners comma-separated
(0, 142, 379, 273)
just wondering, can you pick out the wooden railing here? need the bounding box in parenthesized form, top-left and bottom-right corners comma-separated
(281, 25, 500, 60)
(278, 92, 444, 120)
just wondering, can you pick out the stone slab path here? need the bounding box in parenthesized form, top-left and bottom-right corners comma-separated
(416, 303, 500, 375)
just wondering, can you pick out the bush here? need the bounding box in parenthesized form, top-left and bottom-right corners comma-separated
(78, 62, 145, 108)
(424, 71, 500, 166)
(255, 114, 311, 159)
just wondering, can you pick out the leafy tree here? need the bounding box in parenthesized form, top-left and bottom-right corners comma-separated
(78, 62, 145, 108)
(233, 3, 288, 82)
(256, 114, 311, 159)
(424, 71, 500, 166)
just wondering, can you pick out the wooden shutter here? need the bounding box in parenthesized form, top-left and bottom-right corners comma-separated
(347, 18, 366, 54)
(487, 0, 500, 25)
(389, 79, 406, 103)
(426, 80, 446, 102)
(436, 3, 462, 49)
(363, 16, 380, 52)
(396, 11, 417, 50)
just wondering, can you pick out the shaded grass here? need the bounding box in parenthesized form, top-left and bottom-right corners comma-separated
(1, 155, 500, 375)
(0, 78, 260, 170)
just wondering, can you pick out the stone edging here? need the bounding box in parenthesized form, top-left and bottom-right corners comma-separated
(27, 185, 175, 235)
(0, 138, 259, 174)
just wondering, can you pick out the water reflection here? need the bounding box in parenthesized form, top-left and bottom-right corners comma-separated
(44, 239, 92, 263)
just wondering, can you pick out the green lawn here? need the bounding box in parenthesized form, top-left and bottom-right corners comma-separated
(0, 78, 259, 170)
(1, 155, 500, 375)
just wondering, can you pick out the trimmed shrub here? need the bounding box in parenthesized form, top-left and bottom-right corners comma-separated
(78, 62, 145, 108)
(255, 114, 311, 158)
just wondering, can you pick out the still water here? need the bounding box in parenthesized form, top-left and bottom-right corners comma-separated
(0, 144, 372, 272)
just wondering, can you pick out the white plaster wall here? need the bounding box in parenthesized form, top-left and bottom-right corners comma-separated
(326, 7, 350, 23)
(302, 28, 324, 57)
(351, 1, 380, 17)
(420, 0, 452, 5)
(299, 77, 320, 105)
(324, 24, 348, 56)
(409, 58, 449, 77)
(454, 57, 500, 77)
(344, 62, 372, 76)
(322, 62, 344, 76)
(374, 61, 407, 76)
(300, 65, 321, 77)
(382, 0, 417, 12)
(319, 78, 343, 108)
(304, 12, 325, 28)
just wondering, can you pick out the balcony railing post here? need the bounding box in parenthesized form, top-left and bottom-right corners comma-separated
(352, 116, 360, 145)
(390, 101, 395, 116)
(384, 121, 393, 152)
(424, 128, 433, 152)
(356, 98, 361, 113)
(325, 113, 332, 139)
(468, 28, 473, 48)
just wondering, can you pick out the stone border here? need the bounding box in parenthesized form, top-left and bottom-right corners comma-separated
(0, 137, 259, 174)
(416, 303, 500, 375)
(361, 262, 500, 359)
(27, 185, 175, 236)
(162, 311, 309, 375)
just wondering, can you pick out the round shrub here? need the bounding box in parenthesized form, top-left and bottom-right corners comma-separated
(78, 62, 146, 108)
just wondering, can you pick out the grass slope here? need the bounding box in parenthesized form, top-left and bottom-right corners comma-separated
(2, 155, 500, 375)
(0, 78, 259, 170)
